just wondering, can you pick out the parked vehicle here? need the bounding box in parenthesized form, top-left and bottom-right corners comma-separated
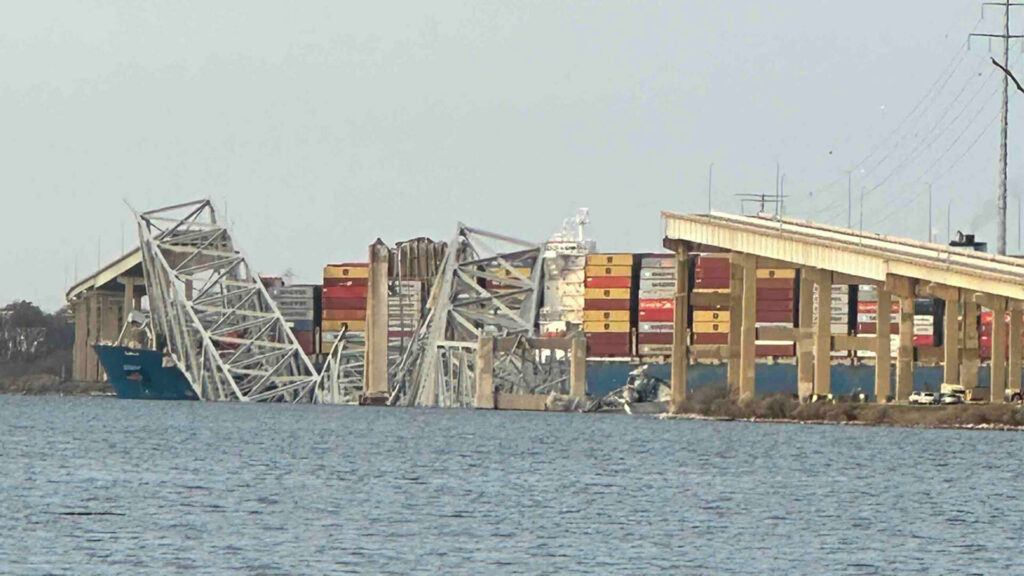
(1006, 388, 1024, 403)
(941, 393, 964, 405)
(909, 391, 940, 405)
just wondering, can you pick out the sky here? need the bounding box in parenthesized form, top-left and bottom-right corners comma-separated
(2, 0, 1022, 311)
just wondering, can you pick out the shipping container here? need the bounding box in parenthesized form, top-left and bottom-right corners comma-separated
(693, 321, 727, 333)
(583, 321, 630, 333)
(638, 309, 674, 322)
(641, 256, 675, 268)
(586, 254, 633, 266)
(638, 332, 673, 344)
(322, 320, 367, 332)
(322, 297, 367, 310)
(583, 310, 630, 322)
(694, 333, 729, 345)
(583, 299, 631, 311)
(324, 264, 369, 279)
(585, 288, 631, 300)
(639, 298, 674, 311)
(323, 285, 368, 299)
(584, 265, 632, 277)
(638, 321, 674, 333)
(638, 344, 674, 356)
(756, 269, 796, 279)
(584, 276, 632, 289)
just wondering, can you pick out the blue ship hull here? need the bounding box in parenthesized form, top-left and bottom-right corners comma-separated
(94, 345, 197, 401)
(585, 359, 992, 400)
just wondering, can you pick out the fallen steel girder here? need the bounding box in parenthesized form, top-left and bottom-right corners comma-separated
(136, 199, 319, 402)
(391, 224, 544, 407)
(316, 328, 364, 404)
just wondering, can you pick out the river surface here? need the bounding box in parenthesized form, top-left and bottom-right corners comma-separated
(1, 395, 1022, 575)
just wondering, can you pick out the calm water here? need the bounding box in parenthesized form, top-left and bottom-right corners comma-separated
(1, 395, 1022, 575)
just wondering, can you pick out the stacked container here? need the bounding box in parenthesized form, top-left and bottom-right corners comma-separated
(855, 284, 899, 358)
(755, 268, 796, 357)
(268, 285, 318, 356)
(321, 263, 368, 352)
(583, 254, 633, 357)
(692, 254, 731, 346)
(913, 298, 937, 348)
(539, 254, 586, 337)
(636, 255, 676, 358)
(388, 280, 422, 352)
(812, 283, 851, 357)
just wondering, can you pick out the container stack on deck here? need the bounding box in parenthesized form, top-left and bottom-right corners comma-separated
(636, 255, 675, 358)
(692, 254, 730, 347)
(388, 280, 422, 355)
(268, 285, 318, 356)
(913, 298, 938, 348)
(583, 254, 633, 357)
(855, 284, 898, 358)
(755, 268, 796, 357)
(321, 263, 368, 353)
(812, 283, 851, 358)
(539, 255, 586, 337)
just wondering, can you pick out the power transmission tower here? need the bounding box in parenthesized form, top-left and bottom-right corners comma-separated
(971, 1, 1024, 255)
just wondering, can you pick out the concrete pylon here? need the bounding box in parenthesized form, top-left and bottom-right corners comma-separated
(474, 335, 495, 409)
(364, 240, 390, 397)
(669, 247, 690, 413)
(569, 336, 586, 399)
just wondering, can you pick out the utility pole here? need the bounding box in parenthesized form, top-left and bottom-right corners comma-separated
(928, 184, 933, 243)
(860, 186, 865, 234)
(971, 1, 1024, 255)
(707, 163, 714, 214)
(847, 171, 853, 229)
(775, 161, 781, 218)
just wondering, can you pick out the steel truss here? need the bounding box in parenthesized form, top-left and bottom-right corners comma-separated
(391, 224, 544, 407)
(136, 199, 319, 402)
(316, 329, 365, 404)
(492, 336, 571, 397)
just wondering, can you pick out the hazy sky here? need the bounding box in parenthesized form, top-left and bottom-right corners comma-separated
(3, 1, 1021, 310)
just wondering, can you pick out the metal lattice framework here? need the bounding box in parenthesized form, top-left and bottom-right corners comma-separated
(391, 224, 544, 407)
(136, 199, 319, 402)
(316, 328, 365, 404)
(492, 336, 571, 397)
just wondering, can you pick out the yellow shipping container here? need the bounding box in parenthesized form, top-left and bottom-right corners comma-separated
(324, 266, 369, 279)
(693, 321, 727, 333)
(583, 310, 630, 322)
(584, 265, 633, 277)
(322, 320, 367, 332)
(756, 268, 796, 279)
(583, 321, 631, 333)
(693, 288, 730, 294)
(586, 254, 633, 266)
(585, 288, 631, 300)
(693, 310, 730, 322)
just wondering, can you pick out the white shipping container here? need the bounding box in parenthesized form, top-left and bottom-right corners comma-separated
(641, 256, 674, 268)
(913, 315, 934, 326)
(639, 343, 674, 356)
(639, 321, 674, 333)
(640, 268, 677, 280)
(913, 325, 934, 335)
(639, 288, 675, 300)
(269, 286, 315, 299)
(639, 278, 676, 290)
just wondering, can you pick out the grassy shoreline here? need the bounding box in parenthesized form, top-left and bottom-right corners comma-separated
(664, 386, 1024, 431)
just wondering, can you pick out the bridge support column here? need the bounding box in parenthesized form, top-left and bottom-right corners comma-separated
(738, 254, 756, 400)
(669, 246, 690, 414)
(727, 256, 742, 397)
(474, 336, 495, 409)
(813, 271, 831, 397)
(875, 287, 892, 402)
(943, 295, 960, 385)
(1010, 305, 1022, 400)
(896, 295, 915, 401)
(992, 299, 1008, 403)
(364, 240, 390, 397)
(569, 336, 586, 399)
(796, 269, 814, 401)
(961, 297, 979, 391)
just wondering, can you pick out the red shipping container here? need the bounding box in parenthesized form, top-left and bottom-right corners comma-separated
(323, 277, 369, 288)
(388, 330, 414, 338)
(980, 324, 993, 336)
(584, 299, 631, 311)
(694, 267, 730, 279)
(639, 309, 674, 322)
(323, 285, 368, 299)
(694, 277, 730, 288)
(756, 278, 795, 290)
(639, 298, 674, 311)
(981, 311, 994, 324)
(293, 331, 315, 355)
(757, 288, 795, 301)
(694, 333, 729, 345)
(756, 311, 794, 323)
(587, 345, 632, 357)
(756, 344, 795, 357)
(912, 334, 934, 346)
(322, 297, 367, 310)
(856, 323, 899, 335)
(758, 300, 794, 312)
(638, 332, 673, 345)
(857, 301, 899, 313)
(585, 276, 633, 289)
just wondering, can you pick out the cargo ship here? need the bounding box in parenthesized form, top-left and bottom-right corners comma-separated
(93, 344, 197, 400)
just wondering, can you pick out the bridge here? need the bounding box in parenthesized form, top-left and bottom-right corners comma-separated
(662, 212, 1024, 413)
